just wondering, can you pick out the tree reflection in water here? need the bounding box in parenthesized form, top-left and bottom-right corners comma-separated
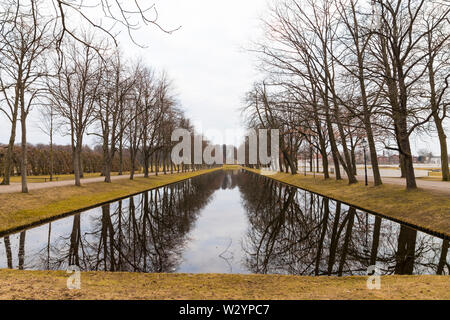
(237, 171, 450, 276)
(0, 170, 448, 276)
(0, 171, 225, 272)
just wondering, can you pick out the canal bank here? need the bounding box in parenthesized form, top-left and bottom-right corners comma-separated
(243, 167, 450, 238)
(0, 168, 448, 300)
(0, 168, 221, 236)
(0, 269, 448, 300)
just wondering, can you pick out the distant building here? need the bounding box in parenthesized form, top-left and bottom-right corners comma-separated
(377, 154, 400, 165)
(428, 156, 442, 165)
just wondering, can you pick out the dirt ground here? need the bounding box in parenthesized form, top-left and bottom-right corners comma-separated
(0, 270, 448, 300)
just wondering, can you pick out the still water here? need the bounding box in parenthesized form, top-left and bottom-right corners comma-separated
(0, 170, 448, 276)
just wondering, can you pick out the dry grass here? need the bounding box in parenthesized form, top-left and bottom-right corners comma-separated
(0, 168, 220, 235)
(244, 168, 450, 237)
(222, 164, 241, 170)
(0, 270, 448, 300)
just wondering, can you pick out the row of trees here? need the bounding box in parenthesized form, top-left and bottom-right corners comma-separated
(244, 0, 450, 189)
(0, 144, 134, 177)
(0, 0, 203, 192)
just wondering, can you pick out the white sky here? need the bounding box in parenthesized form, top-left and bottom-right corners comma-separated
(0, 0, 447, 155)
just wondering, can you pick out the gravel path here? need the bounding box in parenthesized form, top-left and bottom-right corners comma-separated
(372, 176, 450, 195)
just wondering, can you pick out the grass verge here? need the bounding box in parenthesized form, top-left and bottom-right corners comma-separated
(0, 270, 448, 300)
(0, 168, 220, 236)
(244, 168, 450, 237)
(222, 164, 241, 170)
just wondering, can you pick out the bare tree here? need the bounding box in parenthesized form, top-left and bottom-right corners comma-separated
(370, 0, 450, 189)
(94, 49, 136, 183)
(46, 36, 102, 186)
(335, 0, 384, 185)
(421, 2, 450, 181)
(0, 0, 53, 192)
(37, 102, 57, 181)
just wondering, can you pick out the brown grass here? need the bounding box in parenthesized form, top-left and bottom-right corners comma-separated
(0, 168, 220, 235)
(244, 168, 450, 237)
(0, 270, 448, 300)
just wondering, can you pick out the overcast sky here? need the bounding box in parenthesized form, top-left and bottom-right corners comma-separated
(0, 0, 265, 148)
(0, 0, 447, 155)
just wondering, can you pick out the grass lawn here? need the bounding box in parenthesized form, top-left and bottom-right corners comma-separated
(244, 168, 450, 237)
(0, 270, 448, 300)
(222, 164, 241, 170)
(0, 168, 220, 236)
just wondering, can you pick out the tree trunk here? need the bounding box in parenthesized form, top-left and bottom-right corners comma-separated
(18, 231, 26, 270)
(400, 153, 406, 178)
(73, 148, 81, 187)
(163, 150, 167, 175)
(370, 216, 382, 266)
(78, 154, 84, 179)
(2, 118, 18, 186)
(350, 145, 357, 176)
(434, 118, 449, 181)
(49, 126, 54, 182)
(118, 136, 123, 176)
(325, 112, 342, 180)
(69, 214, 81, 266)
(315, 198, 329, 275)
(327, 202, 341, 275)
(282, 150, 297, 175)
(143, 150, 150, 178)
(4, 236, 13, 268)
(398, 132, 417, 190)
(334, 106, 357, 184)
(437, 240, 449, 275)
(338, 207, 356, 276)
(366, 123, 382, 186)
(20, 115, 28, 193)
(130, 152, 136, 180)
(104, 156, 112, 183)
(150, 154, 153, 173)
(394, 226, 417, 275)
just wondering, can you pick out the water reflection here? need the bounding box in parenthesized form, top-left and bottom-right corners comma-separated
(0, 170, 448, 276)
(238, 172, 449, 276)
(0, 172, 223, 272)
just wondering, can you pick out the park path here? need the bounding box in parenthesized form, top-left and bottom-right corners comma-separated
(0, 173, 147, 194)
(368, 175, 450, 195)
